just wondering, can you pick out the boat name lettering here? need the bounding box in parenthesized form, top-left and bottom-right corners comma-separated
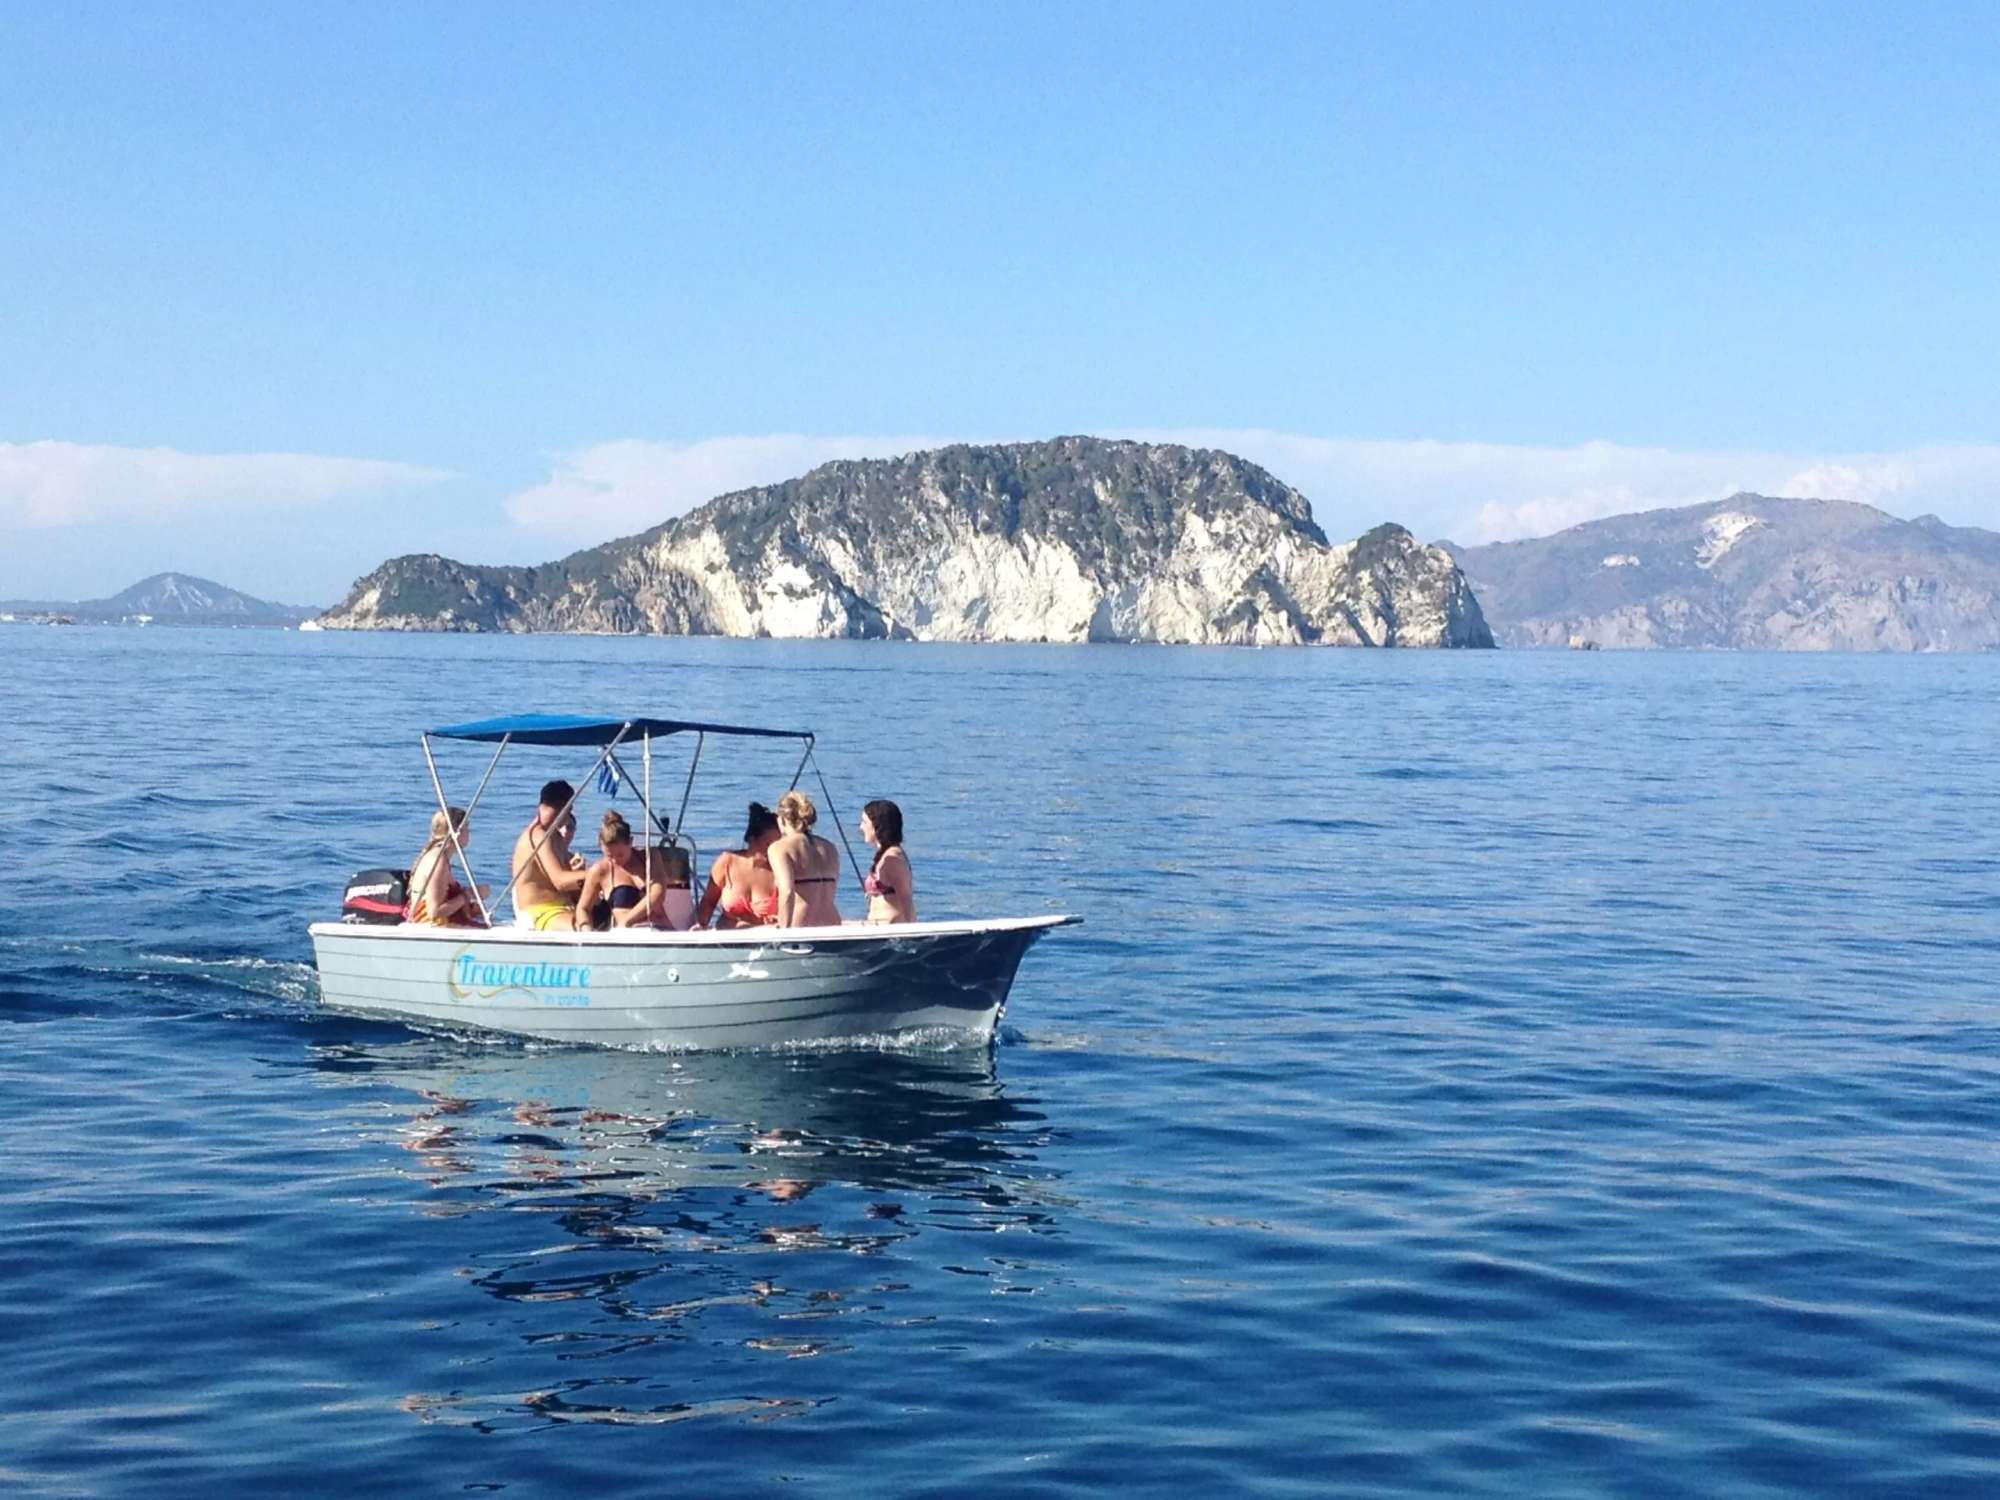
(448, 948, 595, 1003)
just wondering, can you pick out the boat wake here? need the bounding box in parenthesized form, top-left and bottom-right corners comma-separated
(126, 950, 321, 1006)
(0, 936, 322, 1023)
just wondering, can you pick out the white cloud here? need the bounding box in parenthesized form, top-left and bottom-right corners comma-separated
(504, 433, 958, 534)
(0, 441, 449, 529)
(495, 430, 2000, 553)
(1111, 429, 2000, 545)
(1776, 460, 1915, 508)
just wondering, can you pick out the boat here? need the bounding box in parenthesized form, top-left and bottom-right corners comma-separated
(308, 713, 1077, 1051)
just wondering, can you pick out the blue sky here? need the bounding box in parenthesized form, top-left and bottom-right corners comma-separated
(4, 2, 1997, 602)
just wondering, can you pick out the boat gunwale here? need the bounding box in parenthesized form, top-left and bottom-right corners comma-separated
(308, 913, 1079, 948)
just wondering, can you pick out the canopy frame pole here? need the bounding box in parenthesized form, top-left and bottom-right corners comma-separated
(674, 731, 706, 841)
(604, 746, 678, 856)
(642, 732, 653, 888)
(488, 723, 632, 921)
(462, 732, 511, 827)
(421, 732, 491, 927)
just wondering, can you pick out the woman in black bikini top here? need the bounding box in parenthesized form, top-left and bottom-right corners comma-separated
(578, 810, 663, 930)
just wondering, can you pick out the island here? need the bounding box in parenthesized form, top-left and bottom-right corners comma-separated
(317, 437, 1495, 648)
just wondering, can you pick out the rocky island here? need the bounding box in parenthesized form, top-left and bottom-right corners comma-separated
(1448, 496, 2000, 650)
(318, 438, 1495, 647)
(0, 572, 315, 627)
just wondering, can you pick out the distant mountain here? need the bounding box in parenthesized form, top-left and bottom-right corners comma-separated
(1446, 497, 2000, 650)
(0, 572, 315, 626)
(320, 437, 1495, 647)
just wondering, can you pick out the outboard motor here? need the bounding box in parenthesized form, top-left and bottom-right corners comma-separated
(341, 868, 408, 924)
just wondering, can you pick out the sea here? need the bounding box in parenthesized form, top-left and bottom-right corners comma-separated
(2, 625, 1998, 1498)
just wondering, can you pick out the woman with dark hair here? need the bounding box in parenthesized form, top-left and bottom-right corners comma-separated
(696, 802, 782, 927)
(860, 798, 916, 924)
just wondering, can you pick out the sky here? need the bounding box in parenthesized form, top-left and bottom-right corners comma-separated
(3, 2, 1997, 603)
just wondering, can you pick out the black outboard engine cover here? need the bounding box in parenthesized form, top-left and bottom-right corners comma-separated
(342, 868, 408, 924)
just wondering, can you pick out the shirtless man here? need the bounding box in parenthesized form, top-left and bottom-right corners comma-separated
(512, 780, 589, 929)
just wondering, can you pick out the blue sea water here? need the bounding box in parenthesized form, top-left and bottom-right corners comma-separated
(2, 625, 1999, 1498)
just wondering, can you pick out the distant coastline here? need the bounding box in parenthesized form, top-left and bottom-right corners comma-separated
(0, 572, 318, 629)
(34, 455, 2000, 654)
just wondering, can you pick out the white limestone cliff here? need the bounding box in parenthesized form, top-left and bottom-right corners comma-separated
(319, 438, 1494, 648)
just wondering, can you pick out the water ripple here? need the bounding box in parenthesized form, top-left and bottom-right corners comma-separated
(2, 632, 1999, 1495)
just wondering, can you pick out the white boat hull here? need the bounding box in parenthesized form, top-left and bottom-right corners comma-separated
(308, 915, 1075, 1051)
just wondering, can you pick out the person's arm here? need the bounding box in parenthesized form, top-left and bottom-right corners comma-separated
(534, 831, 589, 893)
(442, 853, 489, 920)
(770, 840, 800, 928)
(883, 848, 916, 923)
(695, 853, 729, 927)
(575, 861, 607, 925)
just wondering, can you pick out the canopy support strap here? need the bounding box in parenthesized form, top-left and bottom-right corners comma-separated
(807, 746, 866, 886)
(674, 732, 705, 840)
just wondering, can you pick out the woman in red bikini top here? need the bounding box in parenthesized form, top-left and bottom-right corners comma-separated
(860, 798, 916, 924)
(696, 802, 782, 928)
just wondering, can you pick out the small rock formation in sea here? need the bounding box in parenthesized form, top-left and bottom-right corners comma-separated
(318, 437, 1495, 647)
(1447, 496, 2000, 650)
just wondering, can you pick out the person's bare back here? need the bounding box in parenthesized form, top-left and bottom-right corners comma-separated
(771, 789, 843, 928)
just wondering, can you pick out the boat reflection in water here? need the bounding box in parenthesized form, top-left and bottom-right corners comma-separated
(309, 1035, 1065, 1431)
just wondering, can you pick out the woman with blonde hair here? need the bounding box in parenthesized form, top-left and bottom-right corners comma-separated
(770, 789, 842, 928)
(404, 806, 487, 926)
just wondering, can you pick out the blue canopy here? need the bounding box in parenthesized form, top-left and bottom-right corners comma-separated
(429, 713, 811, 746)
